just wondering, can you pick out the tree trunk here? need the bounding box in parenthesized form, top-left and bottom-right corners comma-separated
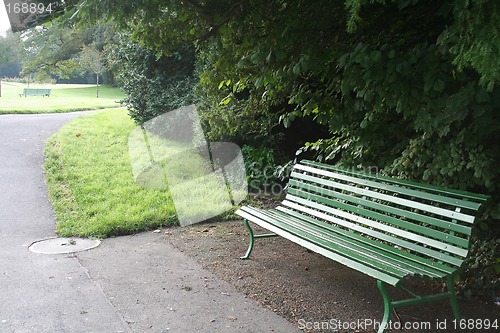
(96, 73, 99, 98)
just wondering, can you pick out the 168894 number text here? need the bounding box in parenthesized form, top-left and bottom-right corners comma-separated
(5, 2, 54, 15)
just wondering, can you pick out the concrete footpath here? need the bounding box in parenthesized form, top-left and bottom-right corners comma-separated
(0, 113, 300, 333)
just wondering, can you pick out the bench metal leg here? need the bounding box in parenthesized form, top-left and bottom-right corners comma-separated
(377, 276, 462, 333)
(240, 219, 277, 260)
(447, 275, 462, 320)
(241, 219, 255, 259)
(377, 280, 393, 333)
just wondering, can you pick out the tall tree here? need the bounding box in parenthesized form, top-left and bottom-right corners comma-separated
(0, 32, 22, 96)
(79, 44, 107, 97)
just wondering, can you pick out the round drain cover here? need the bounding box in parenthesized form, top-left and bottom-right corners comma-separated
(29, 237, 100, 254)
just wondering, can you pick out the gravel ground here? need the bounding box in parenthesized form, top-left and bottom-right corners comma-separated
(165, 219, 499, 333)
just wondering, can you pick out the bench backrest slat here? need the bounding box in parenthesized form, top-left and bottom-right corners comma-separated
(288, 179, 472, 236)
(301, 160, 490, 202)
(296, 164, 483, 211)
(284, 161, 488, 268)
(292, 167, 477, 223)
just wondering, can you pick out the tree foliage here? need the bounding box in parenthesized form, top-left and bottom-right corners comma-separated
(20, 25, 90, 79)
(18, 21, 117, 83)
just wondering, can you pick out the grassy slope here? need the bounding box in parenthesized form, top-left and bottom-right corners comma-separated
(44, 108, 177, 237)
(0, 82, 125, 113)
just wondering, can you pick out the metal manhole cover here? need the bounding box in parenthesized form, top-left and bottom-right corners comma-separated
(29, 237, 101, 254)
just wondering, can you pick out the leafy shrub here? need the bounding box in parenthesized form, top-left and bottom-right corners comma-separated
(460, 236, 500, 300)
(241, 145, 280, 195)
(108, 35, 197, 124)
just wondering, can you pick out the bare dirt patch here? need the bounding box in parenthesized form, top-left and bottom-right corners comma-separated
(165, 220, 498, 333)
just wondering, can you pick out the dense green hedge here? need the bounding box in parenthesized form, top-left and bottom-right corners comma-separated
(108, 35, 197, 124)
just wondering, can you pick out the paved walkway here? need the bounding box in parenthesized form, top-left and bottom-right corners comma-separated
(0, 112, 299, 333)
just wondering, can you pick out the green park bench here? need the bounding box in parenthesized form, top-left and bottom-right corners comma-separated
(236, 160, 489, 333)
(19, 88, 51, 97)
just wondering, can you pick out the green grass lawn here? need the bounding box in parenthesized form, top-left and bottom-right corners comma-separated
(0, 82, 125, 114)
(129, 128, 246, 226)
(45, 107, 240, 237)
(44, 108, 178, 237)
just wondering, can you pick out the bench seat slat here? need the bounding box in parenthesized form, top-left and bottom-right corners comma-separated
(262, 210, 420, 278)
(288, 179, 472, 236)
(288, 186, 470, 249)
(275, 206, 456, 276)
(239, 206, 452, 284)
(285, 195, 468, 258)
(282, 199, 464, 266)
(265, 208, 454, 278)
(237, 207, 401, 286)
(291, 170, 476, 224)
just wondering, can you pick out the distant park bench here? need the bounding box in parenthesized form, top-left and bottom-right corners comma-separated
(236, 160, 489, 333)
(19, 88, 51, 97)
